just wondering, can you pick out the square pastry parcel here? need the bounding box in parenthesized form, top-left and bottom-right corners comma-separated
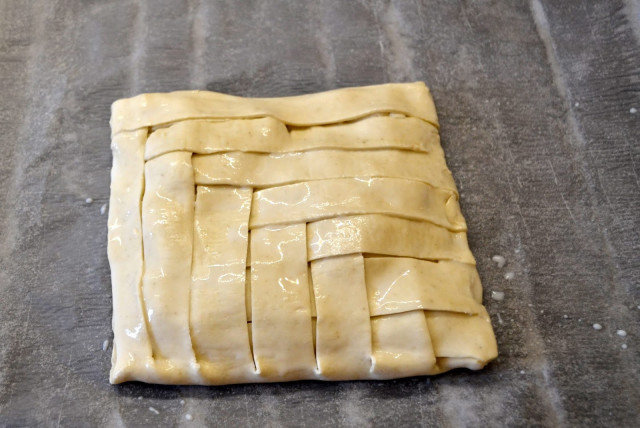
(108, 82, 497, 385)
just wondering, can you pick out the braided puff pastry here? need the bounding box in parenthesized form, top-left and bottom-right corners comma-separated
(108, 83, 497, 384)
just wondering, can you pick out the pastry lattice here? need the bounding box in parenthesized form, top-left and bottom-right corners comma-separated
(108, 82, 497, 384)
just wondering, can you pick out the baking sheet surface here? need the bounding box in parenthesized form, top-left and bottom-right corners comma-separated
(0, 1, 638, 425)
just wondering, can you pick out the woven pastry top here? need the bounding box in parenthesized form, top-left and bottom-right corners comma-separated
(108, 82, 497, 385)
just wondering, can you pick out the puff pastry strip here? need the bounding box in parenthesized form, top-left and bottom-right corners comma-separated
(249, 178, 465, 231)
(244, 258, 482, 318)
(108, 130, 156, 383)
(311, 254, 373, 380)
(191, 186, 256, 383)
(111, 82, 438, 135)
(307, 214, 476, 264)
(371, 311, 436, 378)
(426, 308, 497, 370)
(364, 257, 483, 316)
(193, 148, 456, 193)
(141, 152, 200, 383)
(146, 115, 442, 160)
(250, 225, 317, 381)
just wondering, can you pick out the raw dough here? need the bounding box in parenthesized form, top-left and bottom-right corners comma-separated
(108, 82, 497, 385)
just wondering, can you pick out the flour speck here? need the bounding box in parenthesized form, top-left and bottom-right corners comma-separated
(100, 203, 107, 215)
(85, 197, 93, 204)
(180, 400, 185, 405)
(592, 323, 602, 331)
(102, 340, 109, 351)
(630, 107, 637, 114)
(616, 329, 627, 337)
(491, 255, 506, 268)
(520, 370, 525, 374)
(185, 414, 193, 421)
(621, 344, 628, 350)
(574, 102, 579, 107)
(563, 314, 568, 319)
(491, 291, 505, 301)
(504, 272, 515, 280)
(149, 407, 159, 415)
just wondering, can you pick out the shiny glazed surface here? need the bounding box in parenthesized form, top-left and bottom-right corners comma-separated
(108, 83, 497, 385)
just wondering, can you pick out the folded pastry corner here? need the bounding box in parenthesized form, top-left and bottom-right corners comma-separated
(107, 83, 497, 385)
